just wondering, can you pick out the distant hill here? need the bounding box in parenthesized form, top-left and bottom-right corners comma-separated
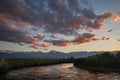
(0, 50, 105, 59)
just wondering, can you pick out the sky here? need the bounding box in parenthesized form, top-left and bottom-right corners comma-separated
(0, 0, 120, 53)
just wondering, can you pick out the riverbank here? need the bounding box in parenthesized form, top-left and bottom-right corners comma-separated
(74, 52, 120, 73)
(5, 63, 120, 80)
(0, 58, 74, 79)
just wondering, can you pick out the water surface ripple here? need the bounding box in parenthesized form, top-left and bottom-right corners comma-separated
(6, 63, 120, 80)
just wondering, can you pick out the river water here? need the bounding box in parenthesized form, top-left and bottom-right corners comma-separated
(5, 63, 120, 80)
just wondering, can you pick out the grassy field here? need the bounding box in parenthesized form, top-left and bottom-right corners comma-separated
(74, 52, 120, 73)
(0, 58, 74, 79)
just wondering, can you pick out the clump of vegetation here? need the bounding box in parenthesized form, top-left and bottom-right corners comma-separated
(74, 52, 120, 73)
(0, 58, 10, 74)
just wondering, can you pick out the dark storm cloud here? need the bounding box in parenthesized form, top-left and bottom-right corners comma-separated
(0, 0, 112, 47)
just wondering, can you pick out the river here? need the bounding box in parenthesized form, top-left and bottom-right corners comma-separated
(5, 63, 120, 80)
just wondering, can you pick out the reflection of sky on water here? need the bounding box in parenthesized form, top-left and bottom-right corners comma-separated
(6, 63, 120, 80)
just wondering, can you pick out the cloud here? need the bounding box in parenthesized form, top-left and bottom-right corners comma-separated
(101, 37, 110, 41)
(0, 23, 33, 44)
(112, 15, 120, 22)
(0, 0, 114, 49)
(118, 39, 120, 41)
(95, 11, 112, 23)
(32, 38, 39, 45)
(35, 33, 44, 40)
(46, 40, 72, 47)
(87, 11, 112, 30)
(46, 33, 98, 46)
(0, 13, 35, 47)
(30, 45, 39, 49)
(30, 38, 40, 49)
(82, 8, 96, 19)
(91, 38, 99, 41)
(41, 43, 49, 48)
(107, 29, 113, 32)
(72, 33, 96, 44)
(16, 22, 32, 28)
(0, 13, 11, 24)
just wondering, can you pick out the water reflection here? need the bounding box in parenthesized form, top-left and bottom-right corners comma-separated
(6, 63, 120, 80)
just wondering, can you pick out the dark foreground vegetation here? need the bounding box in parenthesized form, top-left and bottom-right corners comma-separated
(0, 58, 74, 79)
(74, 51, 120, 73)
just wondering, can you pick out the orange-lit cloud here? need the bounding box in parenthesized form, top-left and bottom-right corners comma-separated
(53, 40, 72, 47)
(30, 45, 39, 49)
(0, 13, 32, 29)
(41, 43, 49, 48)
(106, 38, 110, 40)
(73, 39, 98, 45)
(30, 38, 39, 49)
(10, 22, 32, 30)
(19, 34, 33, 44)
(45, 33, 100, 46)
(46, 40, 72, 47)
(32, 38, 39, 45)
(0, 0, 118, 50)
(112, 15, 120, 22)
(73, 33, 96, 45)
(95, 11, 112, 24)
(57, 40, 72, 47)
(100, 26, 107, 31)
(0, 13, 11, 24)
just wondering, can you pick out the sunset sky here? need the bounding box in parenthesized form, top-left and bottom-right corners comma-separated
(0, 0, 120, 53)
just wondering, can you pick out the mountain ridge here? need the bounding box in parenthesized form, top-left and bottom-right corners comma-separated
(0, 50, 118, 59)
